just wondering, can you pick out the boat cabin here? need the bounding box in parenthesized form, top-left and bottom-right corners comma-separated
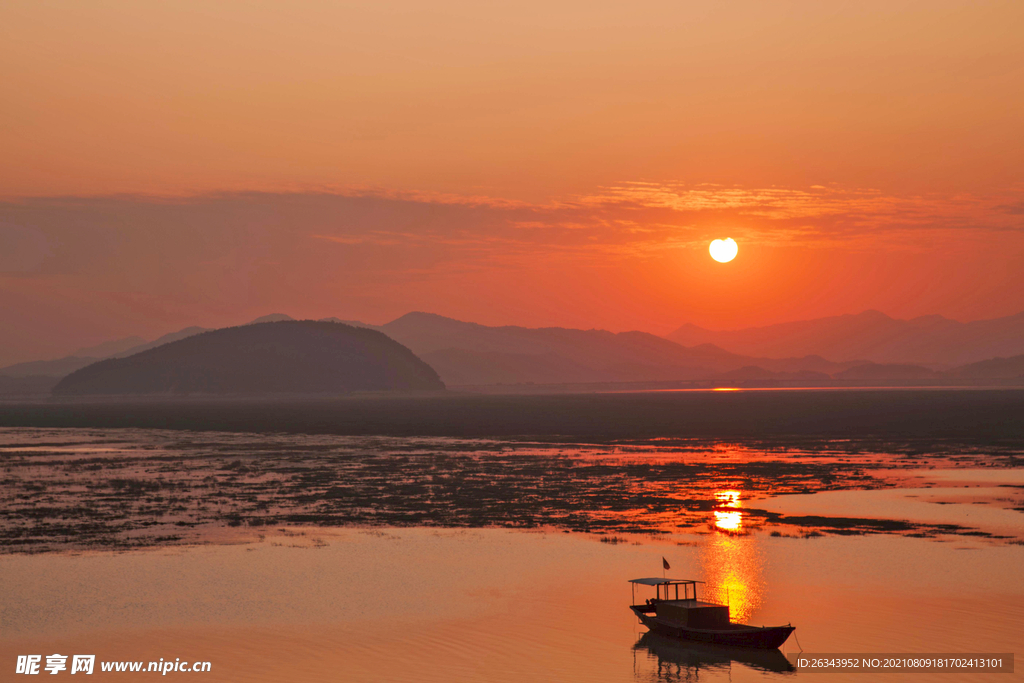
(629, 578, 730, 629)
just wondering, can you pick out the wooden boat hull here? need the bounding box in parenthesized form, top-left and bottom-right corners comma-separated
(631, 606, 795, 650)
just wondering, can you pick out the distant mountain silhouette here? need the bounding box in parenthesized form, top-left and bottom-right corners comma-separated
(109, 326, 209, 358)
(713, 366, 831, 381)
(833, 363, 940, 380)
(948, 354, 1024, 379)
(0, 335, 156, 379)
(74, 336, 147, 358)
(53, 321, 444, 395)
(419, 348, 611, 385)
(7, 311, 864, 388)
(0, 315, 289, 379)
(668, 310, 1024, 365)
(0, 328, 211, 378)
(381, 312, 715, 379)
(248, 313, 295, 324)
(0, 356, 101, 379)
(10, 311, 1024, 393)
(359, 312, 859, 385)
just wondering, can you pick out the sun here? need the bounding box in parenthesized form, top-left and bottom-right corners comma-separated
(709, 238, 738, 263)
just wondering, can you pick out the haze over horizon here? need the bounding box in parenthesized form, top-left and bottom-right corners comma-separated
(2, 1, 1023, 366)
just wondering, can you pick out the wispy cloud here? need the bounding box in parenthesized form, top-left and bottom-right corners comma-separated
(573, 182, 1024, 240)
(1, 182, 1022, 366)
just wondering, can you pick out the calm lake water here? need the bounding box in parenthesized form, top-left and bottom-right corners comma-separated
(1, 426, 1022, 681)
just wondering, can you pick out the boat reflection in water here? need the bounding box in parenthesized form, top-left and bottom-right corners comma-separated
(630, 487, 792, 681)
(633, 631, 795, 681)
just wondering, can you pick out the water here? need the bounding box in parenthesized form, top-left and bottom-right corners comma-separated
(2, 529, 1021, 682)
(1, 426, 1022, 681)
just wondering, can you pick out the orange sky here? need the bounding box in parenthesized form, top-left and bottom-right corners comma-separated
(1, 1, 1023, 364)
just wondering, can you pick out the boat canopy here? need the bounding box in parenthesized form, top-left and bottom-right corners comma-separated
(629, 578, 704, 586)
(630, 578, 708, 603)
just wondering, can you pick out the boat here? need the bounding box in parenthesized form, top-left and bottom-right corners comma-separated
(629, 578, 795, 650)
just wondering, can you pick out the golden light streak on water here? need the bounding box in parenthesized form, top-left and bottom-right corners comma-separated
(713, 510, 742, 531)
(700, 533, 765, 623)
(701, 490, 764, 623)
(713, 490, 743, 531)
(714, 490, 741, 507)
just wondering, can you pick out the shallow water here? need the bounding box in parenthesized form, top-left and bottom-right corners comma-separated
(3, 428, 1023, 552)
(1, 426, 1023, 681)
(1, 528, 1022, 682)
(757, 486, 1024, 539)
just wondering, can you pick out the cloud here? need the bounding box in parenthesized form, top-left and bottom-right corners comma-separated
(996, 201, 1024, 216)
(573, 182, 1024, 242)
(1, 183, 1022, 366)
(2, 183, 1020, 283)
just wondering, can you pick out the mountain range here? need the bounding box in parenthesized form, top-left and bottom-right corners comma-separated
(3, 310, 1024, 393)
(669, 309, 1024, 367)
(359, 312, 866, 385)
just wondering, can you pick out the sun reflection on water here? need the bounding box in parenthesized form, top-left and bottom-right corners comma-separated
(701, 489, 764, 624)
(713, 510, 742, 531)
(712, 489, 743, 532)
(714, 490, 741, 507)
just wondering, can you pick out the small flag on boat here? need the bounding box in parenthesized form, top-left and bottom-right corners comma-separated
(662, 557, 671, 570)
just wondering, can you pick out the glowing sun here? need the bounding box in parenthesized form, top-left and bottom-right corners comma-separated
(709, 238, 738, 263)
